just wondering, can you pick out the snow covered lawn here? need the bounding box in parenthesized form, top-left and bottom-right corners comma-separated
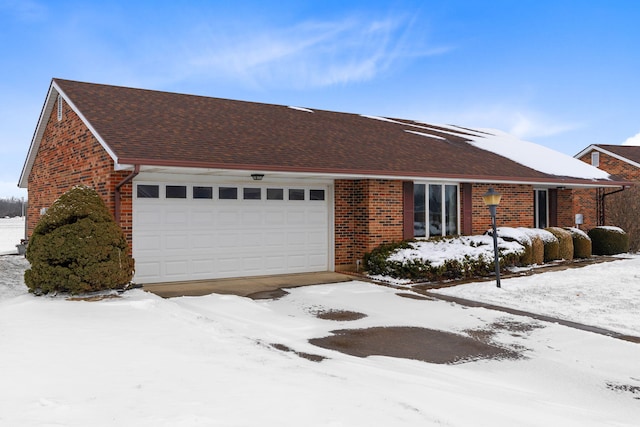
(1, 256, 640, 426)
(431, 256, 640, 337)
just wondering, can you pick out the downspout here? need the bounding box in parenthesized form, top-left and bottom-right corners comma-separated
(599, 186, 628, 225)
(115, 165, 140, 225)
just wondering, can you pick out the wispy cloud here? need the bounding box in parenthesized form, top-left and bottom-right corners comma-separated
(181, 13, 451, 89)
(426, 105, 583, 140)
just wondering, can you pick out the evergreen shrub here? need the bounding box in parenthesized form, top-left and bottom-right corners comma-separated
(24, 185, 135, 295)
(546, 227, 574, 261)
(588, 227, 629, 255)
(564, 227, 592, 258)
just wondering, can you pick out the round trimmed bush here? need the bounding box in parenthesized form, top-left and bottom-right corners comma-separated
(25, 185, 135, 295)
(564, 227, 592, 259)
(588, 226, 629, 255)
(546, 227, 574, 261)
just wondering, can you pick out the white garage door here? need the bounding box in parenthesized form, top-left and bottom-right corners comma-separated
(132, 181, 330, 284)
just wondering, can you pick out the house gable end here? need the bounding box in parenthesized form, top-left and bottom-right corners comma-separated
(19, 79, 120, 188)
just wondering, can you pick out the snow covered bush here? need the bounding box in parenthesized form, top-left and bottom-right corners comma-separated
(492, 227, 545, 265)
(364, 236, 524, 282)
(588, 226, 629, 256)
(546, 227, 574, 261)
(564, 227, 592, 259)
(24, 185, 135, 295)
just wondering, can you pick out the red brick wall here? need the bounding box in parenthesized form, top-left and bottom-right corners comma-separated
(470, 183, 534, 234)
(26, 96, 133, 245)
(556, 189, 574, 227)
(334, 179, 404, 269)
(574, 150, 638, 229)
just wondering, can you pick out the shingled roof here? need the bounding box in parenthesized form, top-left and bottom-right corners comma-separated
(20, 79, 625, 188)
(579, 144, 640, 166)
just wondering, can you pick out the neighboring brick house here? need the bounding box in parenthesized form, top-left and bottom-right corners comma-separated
(19, 79, 625, 285)
(574, 144, 638, 228)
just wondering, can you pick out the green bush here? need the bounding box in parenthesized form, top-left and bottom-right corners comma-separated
(564, 227, 592, 258)
(364, 236, 524, 282)
(588, 227, 629, 255)
(364, 240, 415, 276)
(25, 185, 135, 295)
(546, 227, 574, 261)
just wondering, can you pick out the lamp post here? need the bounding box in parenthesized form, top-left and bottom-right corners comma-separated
(482, 188, 502, 288)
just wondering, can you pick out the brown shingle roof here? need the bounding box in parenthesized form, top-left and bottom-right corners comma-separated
(594, 144, 640, 165)
(51, 78, 602, 184)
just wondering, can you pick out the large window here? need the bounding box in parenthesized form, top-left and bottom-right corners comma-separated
(414, 183, 459, 238)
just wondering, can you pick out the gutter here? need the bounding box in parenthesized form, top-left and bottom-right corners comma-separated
(114, 165, 140, 225)
(599, 185, 629, 225)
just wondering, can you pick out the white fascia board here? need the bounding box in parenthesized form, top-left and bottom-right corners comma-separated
(594, 146, 640, 169)
(574, 144, 598, 159)
(128, 165, 620, 189)
(18, 83, 58, 188)
(52, 81, 120, 164)
(18, 80, 121, 188)
(574, 144, 640, 169)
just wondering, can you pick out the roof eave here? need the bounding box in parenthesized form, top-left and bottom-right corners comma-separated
(116, 158, 629, 189)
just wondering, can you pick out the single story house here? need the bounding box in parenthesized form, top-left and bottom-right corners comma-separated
(573, 144, 639, 227)
(19, 79, 628, 284)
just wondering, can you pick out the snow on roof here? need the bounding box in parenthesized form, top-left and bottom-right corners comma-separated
(288, 106, 314, 113)
(439, 125, 611, 180)
(366, 117, 611, 181)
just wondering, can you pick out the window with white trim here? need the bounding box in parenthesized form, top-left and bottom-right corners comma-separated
(591, 151, 600, 167)
(414, 183, 459, 238)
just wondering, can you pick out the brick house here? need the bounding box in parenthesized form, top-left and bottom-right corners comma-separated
(18, 79, 625, 284)
(573, 144, 638, 228)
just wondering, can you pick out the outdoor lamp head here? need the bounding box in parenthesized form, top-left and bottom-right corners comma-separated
(482, 188, 502, 206)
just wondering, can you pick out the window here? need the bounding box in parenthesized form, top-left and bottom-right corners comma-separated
(166, 185, 187, 199)
(591, 152, 600, 167)
(413, 183, 458, 238)
(534, 189, 548, 228)
(193, 186, 213, 199)
(289, 189, 305, 200)
(137, 184, 159, 198)
(310, 189, 325, 201)
(219, 187, 238, 200)
(243, 187, 261, 200)
(267, 188, 284, 200)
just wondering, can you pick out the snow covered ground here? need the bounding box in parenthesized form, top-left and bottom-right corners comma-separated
(432, 256, 640, 337)
(1, 218, 640, 425)
(0, 216, 25, 255)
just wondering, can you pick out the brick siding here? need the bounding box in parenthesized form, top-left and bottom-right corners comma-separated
(26, 97, 133, 245)
(334, 179, 404, 270)
(470, 183, 534, 234)
(574, 150, 637, 229)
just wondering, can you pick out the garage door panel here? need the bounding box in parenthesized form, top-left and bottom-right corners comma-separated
(133, 182, 329, 283)
(192, 233, 214, 249)
(264, 211, 285, 225)
(218, 231, 240, 247)
(165, 234, 188, 250)
(165, 260, 189, 276)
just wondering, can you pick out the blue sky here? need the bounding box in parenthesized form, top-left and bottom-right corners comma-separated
(2, 0, 640, 198)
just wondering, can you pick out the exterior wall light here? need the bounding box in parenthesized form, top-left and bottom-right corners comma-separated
(482, 187, 502, 288)
(251, 174, 264, 181)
